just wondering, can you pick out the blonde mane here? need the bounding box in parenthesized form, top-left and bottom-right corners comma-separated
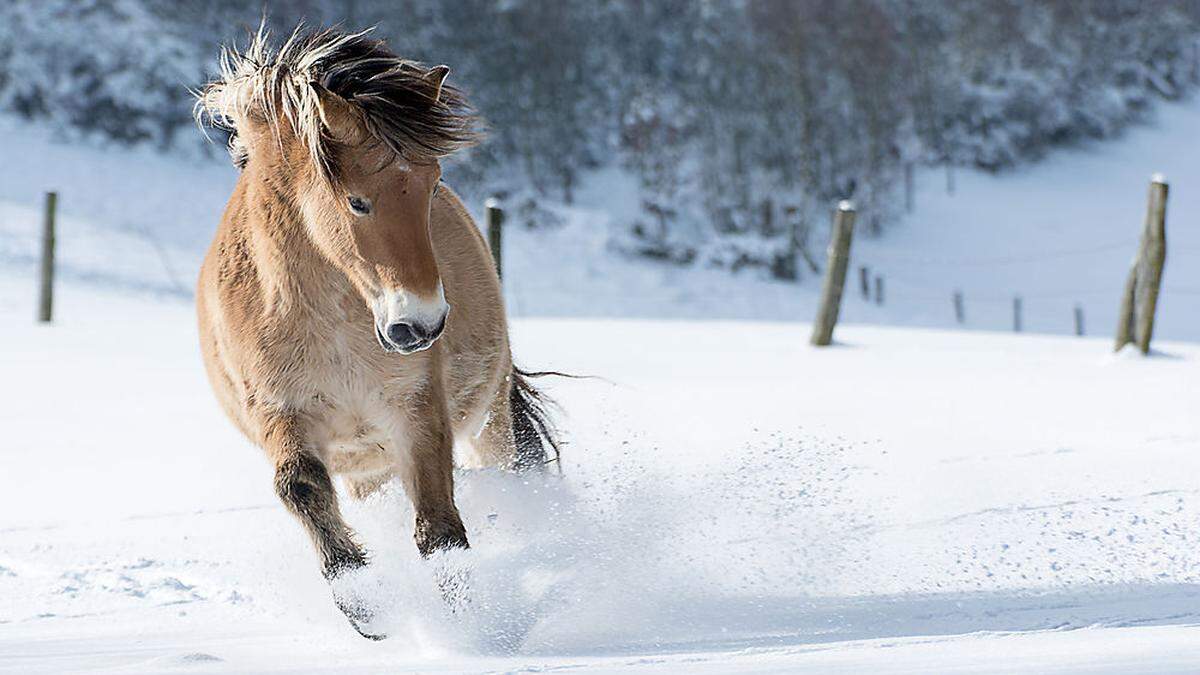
(194, 24, 478, 181)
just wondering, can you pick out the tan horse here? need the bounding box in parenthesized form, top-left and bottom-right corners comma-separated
(194, 26, 557, 637)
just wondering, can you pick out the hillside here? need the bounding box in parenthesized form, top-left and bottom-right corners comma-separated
(4, 0, 1197, 257)
(2, 96, 1199, 339)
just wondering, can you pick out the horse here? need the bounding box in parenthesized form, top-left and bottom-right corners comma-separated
(193, 26, 557, 638)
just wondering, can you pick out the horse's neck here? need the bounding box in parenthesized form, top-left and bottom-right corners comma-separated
(241, 177, 354, 314)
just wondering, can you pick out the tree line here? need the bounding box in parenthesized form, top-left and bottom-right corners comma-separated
(2, 0, 1198, 273)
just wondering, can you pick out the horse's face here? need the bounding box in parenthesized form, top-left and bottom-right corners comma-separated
(303, 86, 449, 355)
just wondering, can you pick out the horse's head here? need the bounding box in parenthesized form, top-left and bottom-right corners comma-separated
(303, 78, 450, 354)
(197, 28, 477, 354)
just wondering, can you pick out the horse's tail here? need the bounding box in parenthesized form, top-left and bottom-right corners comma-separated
(510, 366, 564, 471)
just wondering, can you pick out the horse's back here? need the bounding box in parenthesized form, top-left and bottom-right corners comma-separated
(429, 187, 512, 433)
(195, 177, 262, 441)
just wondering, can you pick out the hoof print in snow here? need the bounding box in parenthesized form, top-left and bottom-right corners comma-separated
(177, 652, 223, 663)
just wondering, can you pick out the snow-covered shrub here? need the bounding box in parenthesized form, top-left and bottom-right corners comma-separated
(0, 0, 1197, 276)
(0, 0, 199, 147)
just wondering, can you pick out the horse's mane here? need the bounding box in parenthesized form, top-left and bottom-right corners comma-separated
(194, 24, 478, 181)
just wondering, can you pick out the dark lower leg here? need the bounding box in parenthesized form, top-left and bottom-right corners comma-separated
(274, 451, 366, 578)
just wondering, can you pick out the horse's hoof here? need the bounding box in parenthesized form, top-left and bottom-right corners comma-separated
(329, 566, 387, 639)
(350, 621, 388, 641)
(335, 593, 388, 640)
(414, 516, 469, 557)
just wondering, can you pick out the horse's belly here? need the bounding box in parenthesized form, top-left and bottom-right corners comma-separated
(326, 439, 394, 476)
(316, 400, 408, 477)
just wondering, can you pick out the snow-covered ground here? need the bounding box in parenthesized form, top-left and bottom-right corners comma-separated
(1, 280, 1198, 673)
(2, 98, 1200, 672)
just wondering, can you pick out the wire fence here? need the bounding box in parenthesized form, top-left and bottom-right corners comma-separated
(860, 239, 1200, 301)
(5, 188, 1199, 330)
(861, 238, 1138, 267)
(0, 200, 194, 300)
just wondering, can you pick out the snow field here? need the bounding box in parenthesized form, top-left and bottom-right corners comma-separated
(2, 87, 1200, 675)
(1, 279, 1198, 672)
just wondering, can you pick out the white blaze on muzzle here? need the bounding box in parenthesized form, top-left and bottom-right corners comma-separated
(373, 283, 450, 353)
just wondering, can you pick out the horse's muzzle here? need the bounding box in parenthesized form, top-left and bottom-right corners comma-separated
(377, 314, 446, 354)
(372, 285, 449, 354)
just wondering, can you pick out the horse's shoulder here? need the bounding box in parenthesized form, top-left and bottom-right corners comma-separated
(432, 187, 484, 247)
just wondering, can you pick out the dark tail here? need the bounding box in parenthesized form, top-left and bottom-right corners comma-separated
(510, 367, 563, 471)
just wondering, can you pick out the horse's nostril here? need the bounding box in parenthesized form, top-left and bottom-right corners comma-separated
(386, 322, 417, 347)
(427, 315, 447, 340)
(384, 315, 446, 351)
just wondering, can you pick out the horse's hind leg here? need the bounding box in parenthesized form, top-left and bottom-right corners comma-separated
(470, 371, 554, 471)
(467, 380, 516, 469)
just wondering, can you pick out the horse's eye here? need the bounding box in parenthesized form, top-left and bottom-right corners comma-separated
(347, 195, 371, 216)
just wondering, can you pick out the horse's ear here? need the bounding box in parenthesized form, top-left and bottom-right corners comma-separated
(423, 65, 450, 102)
(309, 81, 363, 143)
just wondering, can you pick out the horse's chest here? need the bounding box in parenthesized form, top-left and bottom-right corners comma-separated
(293, 337, 424, 475)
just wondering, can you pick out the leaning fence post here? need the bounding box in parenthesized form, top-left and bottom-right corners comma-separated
(810, 200, 856, 347)
(953, 290, 965, 324)
(485, 197, 504, 280)
(1135, 175, 1168, 354)
(1115, 174, 1168, 353)
(859, 265, 870, 300)
(37, 191, 57, 323)
(1013, 295, 1023, 333)
(1074, 304, 1085, 337)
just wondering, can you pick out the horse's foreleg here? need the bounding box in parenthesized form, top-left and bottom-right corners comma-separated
(403, 408, 468, 557)
(274, 451, 367, 577)
(265, 415, 381, 638)
(264, 415, 366, 577)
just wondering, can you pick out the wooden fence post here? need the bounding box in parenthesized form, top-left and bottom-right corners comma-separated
(810, 200, 856, 346)
(1135, 175, 1168, 354)
(859, 265, 870, 300)
(1114, 174, 1168, 353)
(874, 275, 884, 306)
(1013, 296, 1023, 333)
(1074, 304, 1085, 337)
(953, 290, 965, 324)
(904, 162, 914, 213)
(485, 197, 504, 280)
(37, 191, 57, 323)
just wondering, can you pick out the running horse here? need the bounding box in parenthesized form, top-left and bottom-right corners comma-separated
(194, 26, 557, 637)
